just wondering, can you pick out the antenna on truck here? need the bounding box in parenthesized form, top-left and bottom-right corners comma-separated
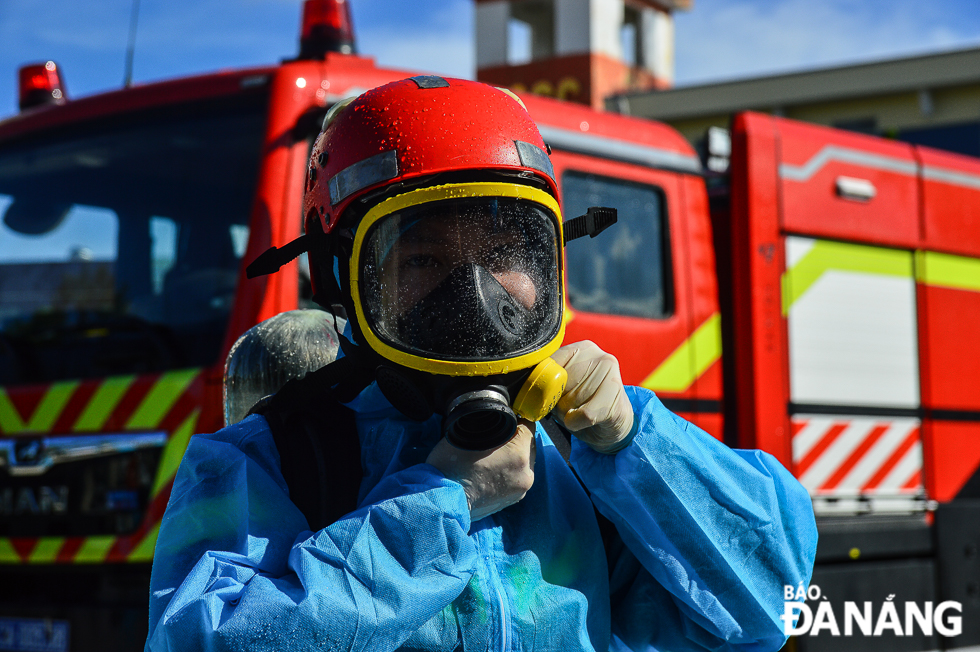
(123, 0, 141, 87)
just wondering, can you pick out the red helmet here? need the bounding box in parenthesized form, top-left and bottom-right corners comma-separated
(304, 75, 558, 237)
(299, 76, 568, 381)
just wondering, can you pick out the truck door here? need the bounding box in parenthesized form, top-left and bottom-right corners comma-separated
(527, 114, 721, 438)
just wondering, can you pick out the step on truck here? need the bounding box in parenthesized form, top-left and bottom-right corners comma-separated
(2, 1, 980, 650)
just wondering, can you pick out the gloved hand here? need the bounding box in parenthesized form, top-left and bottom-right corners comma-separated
(427, 418, 536, 521)
(551, 340, 635, 454)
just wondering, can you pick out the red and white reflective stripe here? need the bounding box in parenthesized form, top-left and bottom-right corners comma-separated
(792, 415, 923, 496)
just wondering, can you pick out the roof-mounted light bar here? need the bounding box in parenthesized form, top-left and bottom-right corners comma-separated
(18, 61, 67, 111)
(298, 0, 356, 59)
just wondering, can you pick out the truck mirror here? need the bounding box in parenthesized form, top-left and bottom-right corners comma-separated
(292, 106, 330, 142)
(2, 197, 71, 235)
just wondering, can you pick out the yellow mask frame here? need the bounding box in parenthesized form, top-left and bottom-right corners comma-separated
(349, 181, 567, 377)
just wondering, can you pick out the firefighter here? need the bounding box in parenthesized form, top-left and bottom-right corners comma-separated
(145, 77, 816, 652)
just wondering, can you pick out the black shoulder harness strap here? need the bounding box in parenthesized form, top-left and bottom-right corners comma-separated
(248, 356, 369, 531)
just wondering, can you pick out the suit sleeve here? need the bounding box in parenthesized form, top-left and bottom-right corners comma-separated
(145, 415, 478, 652)
(571, 387, 817, 652)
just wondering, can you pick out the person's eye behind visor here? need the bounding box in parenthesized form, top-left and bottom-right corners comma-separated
(360, 197, 562, 363)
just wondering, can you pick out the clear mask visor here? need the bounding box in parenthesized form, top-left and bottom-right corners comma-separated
(359, 196, 561, 363)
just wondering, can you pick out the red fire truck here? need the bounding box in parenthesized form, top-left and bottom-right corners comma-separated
(1, 2, 979, 651)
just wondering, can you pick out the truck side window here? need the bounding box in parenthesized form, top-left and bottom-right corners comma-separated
(561, 171, 671, 319)
(150, 216, 178, 294)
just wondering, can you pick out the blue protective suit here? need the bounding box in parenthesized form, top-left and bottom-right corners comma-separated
(146, 383, 816, 652)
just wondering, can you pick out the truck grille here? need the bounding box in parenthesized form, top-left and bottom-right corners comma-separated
(0, 433, 165, 537)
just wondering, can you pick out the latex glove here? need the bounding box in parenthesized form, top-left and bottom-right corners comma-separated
(427, 418, 536, 521)
(551, 340, 635, 454)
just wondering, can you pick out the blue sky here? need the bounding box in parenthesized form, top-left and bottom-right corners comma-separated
(1, 0, 979, 118)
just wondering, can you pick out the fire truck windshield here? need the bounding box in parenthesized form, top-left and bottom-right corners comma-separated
(0, 95, 267, 384)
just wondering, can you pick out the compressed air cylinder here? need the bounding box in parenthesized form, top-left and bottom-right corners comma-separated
(223, 309, 347, 426)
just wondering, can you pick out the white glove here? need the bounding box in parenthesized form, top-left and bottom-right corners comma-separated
(426, 418, 536, 521)
(551, 340, 635, 454)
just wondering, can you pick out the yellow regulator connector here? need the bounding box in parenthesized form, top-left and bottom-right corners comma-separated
(513, 358, 567, 422)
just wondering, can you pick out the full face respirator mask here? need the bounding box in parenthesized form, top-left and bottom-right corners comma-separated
(351, 182, 569, 450)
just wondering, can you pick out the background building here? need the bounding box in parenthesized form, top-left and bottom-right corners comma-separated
(608, 46, 980, 159)
(475, 0, 691, 110)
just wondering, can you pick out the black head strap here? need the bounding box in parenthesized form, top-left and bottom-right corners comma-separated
(563, 207, 618, 245)
(246, 234, 311, 279)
